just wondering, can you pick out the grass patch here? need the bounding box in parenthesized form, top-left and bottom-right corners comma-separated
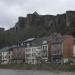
(0, 64, 75, 71)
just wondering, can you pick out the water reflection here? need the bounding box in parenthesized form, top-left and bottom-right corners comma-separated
(0, 69, 74, 75)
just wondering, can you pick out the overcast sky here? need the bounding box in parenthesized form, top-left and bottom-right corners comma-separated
(0, 0, 75, 30)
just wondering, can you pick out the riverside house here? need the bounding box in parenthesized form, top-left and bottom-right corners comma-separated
(41, 37, 49, 63)
(63, 35, 73, 64)
(0, 33, 74, 64)
(12, 46, 25, 64)
(48, 33, 73, 64)
(0, 45, 25, 64)
(22, 38, 41, 64)
(49, 33, 63, 64)
(22, 37, 51, 64)
(0, 46, 13, 64)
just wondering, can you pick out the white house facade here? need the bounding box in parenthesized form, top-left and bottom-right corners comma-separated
(25, 46, 41, 64)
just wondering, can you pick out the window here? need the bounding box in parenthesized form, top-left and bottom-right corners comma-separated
(5, 56, 6, 58)
(25, 59, 28, 62)
(51, 44, 62, 55)
(26, 54, 31, 57)
(42, 41, 47, 44)
(32, 53, 36, 57)
(32, 59, 34, 63)
(9, 56, 10, 58)
(26, 48, 31, 52)
(27, 43, 30, 47)
(42, 45, 48, 57)
(51, 44, 61, 50)
(32, 48, 35, 52)
(43, 45, 47, 51)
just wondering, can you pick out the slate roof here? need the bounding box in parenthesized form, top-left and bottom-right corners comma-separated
(22, 33, 73, 47)
(0, 46, 12, 52)
(31, 36, 50, 46)
(0, 45, 17, 52)
(24, 38, 35, 42)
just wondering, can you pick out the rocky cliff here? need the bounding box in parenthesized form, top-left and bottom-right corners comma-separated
(15, 11, 66, 34)
(14, 11, 75, 35)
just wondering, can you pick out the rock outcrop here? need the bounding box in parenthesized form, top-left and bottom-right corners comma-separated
(14, 11, 75, 35)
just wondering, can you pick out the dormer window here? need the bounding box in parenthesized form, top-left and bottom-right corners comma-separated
(42, 41, 47, 44)
(27, 43, 30, 47)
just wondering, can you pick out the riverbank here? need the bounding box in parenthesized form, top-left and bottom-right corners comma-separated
(0, 64, 75, 72)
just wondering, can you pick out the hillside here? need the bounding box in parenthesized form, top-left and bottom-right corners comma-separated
(0, 10, 75, 48)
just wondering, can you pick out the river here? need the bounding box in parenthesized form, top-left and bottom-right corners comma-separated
(0, 69, 74, 75)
